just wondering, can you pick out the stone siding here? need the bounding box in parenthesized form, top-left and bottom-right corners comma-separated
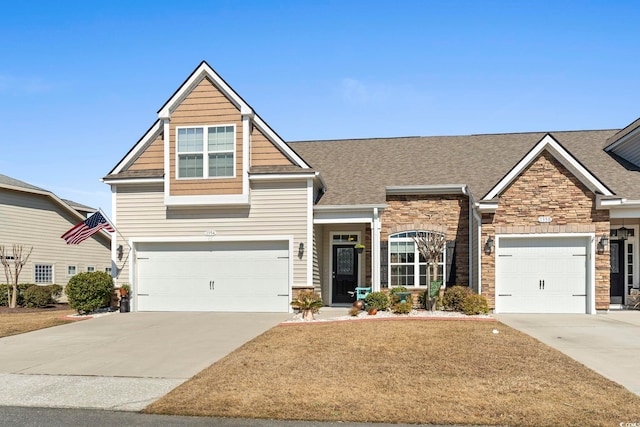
(481, 151, 610, 309)
(381, 194, 470, 286)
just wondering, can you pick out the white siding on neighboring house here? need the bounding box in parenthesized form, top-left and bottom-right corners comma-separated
(113, 180, 310, 287)
(0, 189, 111, 287)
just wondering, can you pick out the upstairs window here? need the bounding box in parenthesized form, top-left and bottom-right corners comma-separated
(177, 125, 235, 179)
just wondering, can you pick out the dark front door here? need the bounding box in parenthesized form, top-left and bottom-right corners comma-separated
(332, 245, 358, 304)
(610, 240, 625, 304)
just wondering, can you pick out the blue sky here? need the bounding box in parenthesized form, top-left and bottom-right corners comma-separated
(1, 0, 639, 218)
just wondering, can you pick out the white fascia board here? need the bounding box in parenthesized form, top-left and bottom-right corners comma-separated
(102, 177, 164, 185)
(158, 62, 252, 120)
(610, 203, 640, 218)
(252, 115, 310, 169)
(313, 204, 387, 224)
(164, 194, 250, 207)
(110, 121, 162, 175)
(605, 125, 640, 152)
(484, 134, 613, 200)
(475, 201, 499, 212)
(132, 235, 293, 244)
(249, 173, 317, 181)
(596, 195, 625, 208)
(386, 184, 468, 195)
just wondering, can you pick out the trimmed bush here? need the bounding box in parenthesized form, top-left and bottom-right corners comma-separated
(364, 291, 389, 311)
(461, 294, 490, 315)
(66, 271, 114, 314)
(0, 283, 32, 307)
(22, 284, 63, 308)
(442, 285, 473, 311)
(392, 301, 413, 314)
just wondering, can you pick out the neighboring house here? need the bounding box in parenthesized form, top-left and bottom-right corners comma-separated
(103, 61, 640, 314)
(0, 174, 112, 289)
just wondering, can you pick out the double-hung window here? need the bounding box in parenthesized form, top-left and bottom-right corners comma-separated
(177, 125, 235, 179)
(389, 231, 445, 287)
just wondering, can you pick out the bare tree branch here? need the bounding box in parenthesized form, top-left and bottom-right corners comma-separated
(0, 244, 33, 308)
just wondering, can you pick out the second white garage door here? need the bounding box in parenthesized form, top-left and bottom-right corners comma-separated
(135, 241, 290, 312)
(496, 236, 589, 314)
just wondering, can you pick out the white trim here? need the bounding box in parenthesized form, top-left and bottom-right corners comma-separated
(103, 178, 164, 185)
(109, 121, 162, 175)
(252, 116, 310, 169)
(484, 134, 613, 200)
(494, 233, 596, 314)
(163, 119, 171, 199)
(175, 123, 237, 180)
(605, 125, 640, 152)
(306, 178, 314, 287)
(386, 184, 468, 195)
(473, 208, 482, 295)
(610, 208, 640, 218)
(476, 201, 499, 213)
(163, 193, 250, 206)
(111, 187, 118, 278)
(387, 230, 446, 289)
(242, 114, 250, 195)
(250, 173, 318, 181)
(372, 207, 381, 291)
(313, 205, 386, 225)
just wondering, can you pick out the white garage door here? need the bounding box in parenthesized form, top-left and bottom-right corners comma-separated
(135, 241, 289, 312)
(496, 236, 588, 313)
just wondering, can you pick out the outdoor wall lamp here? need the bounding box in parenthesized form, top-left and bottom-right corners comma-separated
(298, 242, 304, 259)
(484, 236, 494, 255)
(597, 234, 608, 254)
(117, 245, 123, 260)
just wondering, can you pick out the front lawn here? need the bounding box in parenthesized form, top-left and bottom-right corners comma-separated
(145, 319, 640, 426)
(0, 306, 75, 338)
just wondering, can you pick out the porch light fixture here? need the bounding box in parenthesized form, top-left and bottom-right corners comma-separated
(484, 236, 494, 255)
(298, 242, 304, 259)
(117, 245, 123, 260)
(618, 226, 630, 240)
(597, 234, 608, 254)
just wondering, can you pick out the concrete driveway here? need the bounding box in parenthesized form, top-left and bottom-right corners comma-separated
(0, 312, 290, 411)
(496, 311, 640, 396)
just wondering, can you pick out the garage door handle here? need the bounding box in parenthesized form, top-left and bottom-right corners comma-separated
(277, 294, 288, 297)
(498, 294, 512, 296)
(573, 294, 586, 297)
(209, 280, 214, 290)
(539, 280, 545, 290)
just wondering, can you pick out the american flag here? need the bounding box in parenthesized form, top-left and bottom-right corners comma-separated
(61, 211, 115, 244)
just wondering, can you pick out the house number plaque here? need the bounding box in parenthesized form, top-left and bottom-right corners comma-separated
(538, 216, 552, 223)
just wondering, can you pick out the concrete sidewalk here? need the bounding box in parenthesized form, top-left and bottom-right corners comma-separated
(0, 312, 290, 411)
(496, 311, 640, 396)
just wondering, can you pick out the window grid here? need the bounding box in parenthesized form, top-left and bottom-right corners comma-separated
(67, 266, 76, 276)
(87, 266, 95, 272)
(389, 231, 445, 288)
(177, 125, 235, 179)
(34, 264, 53, 284)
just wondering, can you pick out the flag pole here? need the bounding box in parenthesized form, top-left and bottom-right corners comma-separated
(97, 208, 130, 249)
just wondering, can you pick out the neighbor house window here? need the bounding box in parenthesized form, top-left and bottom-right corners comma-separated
(389, 231, 444, 287)
(67, 266, 76, 276)
(177, 125, 235, 179)
(87, 266, 95, 272)
(34, 264, 53, 284)
(105, 267, 112, 275)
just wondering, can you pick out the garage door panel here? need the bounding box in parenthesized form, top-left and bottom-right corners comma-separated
(496, 236, 588, 314)
(135, 241, 290, 312)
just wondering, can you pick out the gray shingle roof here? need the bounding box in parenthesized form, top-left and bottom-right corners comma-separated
(0, 173, 47, 192)
(290, 129, 640, 205)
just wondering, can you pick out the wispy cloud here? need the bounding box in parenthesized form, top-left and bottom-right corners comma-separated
(339, 77, 427, 108)
(0, 74, 57, 94)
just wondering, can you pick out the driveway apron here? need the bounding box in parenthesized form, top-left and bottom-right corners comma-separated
(496, 311, 640, 396)
(0, 312, 290, 411)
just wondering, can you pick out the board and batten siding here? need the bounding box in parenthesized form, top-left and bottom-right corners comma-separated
(169, 77, 244, 196)
(0, 189, 111, 287)
(113, 180, 310, 289)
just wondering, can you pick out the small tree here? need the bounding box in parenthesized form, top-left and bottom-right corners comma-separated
(0, 244, 33, 308)
(413, 232, 446, 311)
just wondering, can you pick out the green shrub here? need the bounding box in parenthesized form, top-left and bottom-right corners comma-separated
(66, 272, 114, 314)
(0, 283, 32, 306)
(290, 290, 323, 313)
(22, 284, 63, 308)
(461, 294, 490, 315)
(392, 301, 413, 314)
(364, 291, 389, 311)
(443, 286, 473, 311)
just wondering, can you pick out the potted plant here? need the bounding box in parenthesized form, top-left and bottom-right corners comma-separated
(119, 283, 131, 313)
(119, 283, 131, 298)
(291, 290, 323, 320)
(355, 243, 365, 254)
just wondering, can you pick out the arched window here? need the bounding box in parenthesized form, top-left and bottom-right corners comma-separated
(389, 231, 445, 287)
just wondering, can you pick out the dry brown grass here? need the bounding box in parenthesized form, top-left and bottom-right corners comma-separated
(145, 319, 640, 426)
(0, 309, 75, 338)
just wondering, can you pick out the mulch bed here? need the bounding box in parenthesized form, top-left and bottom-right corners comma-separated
(0, 303, 71, 314)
